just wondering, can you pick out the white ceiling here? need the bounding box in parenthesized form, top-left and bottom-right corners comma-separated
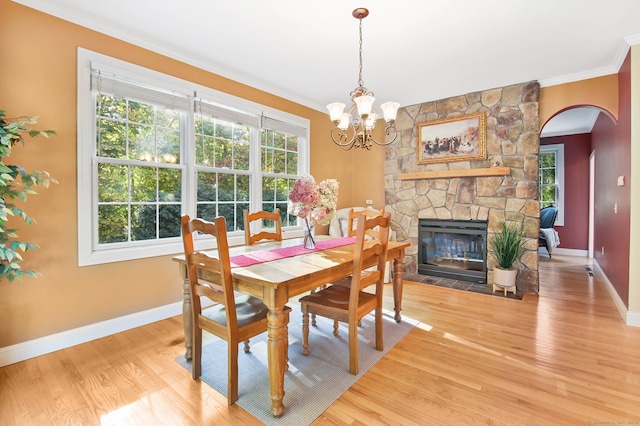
(15, 0, 640, 136)
(540, 107, 603, 138)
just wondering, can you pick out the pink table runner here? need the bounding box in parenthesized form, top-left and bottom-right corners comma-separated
(230, 236, 356, 268)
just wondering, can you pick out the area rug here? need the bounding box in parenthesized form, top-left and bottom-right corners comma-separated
(176, 302, 417, 425)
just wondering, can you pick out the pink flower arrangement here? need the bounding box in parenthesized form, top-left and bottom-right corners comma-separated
(288, 175, 339, 226)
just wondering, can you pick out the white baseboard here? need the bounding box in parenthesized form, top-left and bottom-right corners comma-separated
(0, 301, 183, 367)
(592, 260, 640, 327)
(554, 247, 589, 257)
(627, 311, 640, 327)
(538, 247, 589, 257)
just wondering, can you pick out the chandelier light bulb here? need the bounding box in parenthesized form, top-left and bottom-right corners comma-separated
(365, 112, 377, 130)
(338, 113, 350, 130)
(354, 95, 375, 119)
(327, 102, 346, 123)
(380, 102, 400, 123)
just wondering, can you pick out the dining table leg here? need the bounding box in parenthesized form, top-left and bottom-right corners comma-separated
(392, 249, 405, 322)
(264, 288, 289, 418)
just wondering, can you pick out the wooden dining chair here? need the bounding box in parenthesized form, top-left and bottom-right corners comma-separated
(181, 214, 289, 405)
(300, 212, 391, 375)
(346, 207, 385, 239)
(243, 208, 283, 245)
(322, 207, 387, 327)
(345, 207, 395, 285)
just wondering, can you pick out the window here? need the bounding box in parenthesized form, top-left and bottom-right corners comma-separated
(538, 144, 564, 226)
(78, 49, 309, 266)
(260, 117, 303, 228)
(96, 93, 185, 245)
(193, 100, 256, 232)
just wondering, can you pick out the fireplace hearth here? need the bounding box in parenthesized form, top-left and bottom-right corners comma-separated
(418, 219, 488, 284)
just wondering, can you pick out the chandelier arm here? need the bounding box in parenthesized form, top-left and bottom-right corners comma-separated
(329, 125, 377, 150)
(370, 124, 398, 146)
(329, 127, 355, 150)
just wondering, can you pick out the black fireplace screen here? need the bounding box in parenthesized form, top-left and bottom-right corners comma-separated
(418, 219, 488, 284)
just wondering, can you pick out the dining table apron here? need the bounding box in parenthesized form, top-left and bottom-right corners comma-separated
(172, 235, 409, 418)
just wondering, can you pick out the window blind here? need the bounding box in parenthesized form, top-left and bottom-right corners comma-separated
(261, 116, 307, 137)
(91, 69, 191, 111)
(195, 98, 260, 128)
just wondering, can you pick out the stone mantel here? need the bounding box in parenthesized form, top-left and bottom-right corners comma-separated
(398, 166, 511, 181)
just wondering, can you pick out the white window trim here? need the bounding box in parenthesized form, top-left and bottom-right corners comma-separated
(540, 143, 565, 226)
(77, 48, 309, 266)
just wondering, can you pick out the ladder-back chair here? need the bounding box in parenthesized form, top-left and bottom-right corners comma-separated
(243, 209, 283, 245)
(299, 212, 391, 375)
(181, 215, 289, 404)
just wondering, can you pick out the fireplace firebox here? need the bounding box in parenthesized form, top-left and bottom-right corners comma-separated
(418, 219, 488, 284)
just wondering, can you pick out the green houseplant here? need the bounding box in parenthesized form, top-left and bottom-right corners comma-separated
(0, 110, 56, 281)
(489, 220, 526, 291)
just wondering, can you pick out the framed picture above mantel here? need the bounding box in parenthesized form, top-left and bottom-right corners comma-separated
(417, 111, 487, 165)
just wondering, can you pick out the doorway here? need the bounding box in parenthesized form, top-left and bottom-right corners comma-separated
(539, 106, 602, 257)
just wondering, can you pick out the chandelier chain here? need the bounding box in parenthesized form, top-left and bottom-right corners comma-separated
(358, 17, 364, 88)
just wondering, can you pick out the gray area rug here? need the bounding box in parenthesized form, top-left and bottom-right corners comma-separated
(176, 302, 417, 425)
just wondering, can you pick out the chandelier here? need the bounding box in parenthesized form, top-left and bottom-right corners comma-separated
(327, 8, 399, 150)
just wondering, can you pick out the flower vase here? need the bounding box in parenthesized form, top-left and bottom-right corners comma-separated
(303, 219, 316, 249)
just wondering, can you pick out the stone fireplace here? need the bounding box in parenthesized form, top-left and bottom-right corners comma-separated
(385, 81, 541, 293)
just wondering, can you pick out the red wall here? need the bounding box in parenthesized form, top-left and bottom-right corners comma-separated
(540, 134, 591, 250)
(591, 53, 631, 307)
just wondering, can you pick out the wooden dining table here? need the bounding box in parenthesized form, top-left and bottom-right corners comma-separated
(172, 235, 409, 418)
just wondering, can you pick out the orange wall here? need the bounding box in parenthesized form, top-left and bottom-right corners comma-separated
(539, 74, 618, 127)
(0, 1, 353, 347)
(350, 126, 387, 210)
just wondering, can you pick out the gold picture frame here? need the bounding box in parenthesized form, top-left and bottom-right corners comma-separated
(417, 111, 487, 164)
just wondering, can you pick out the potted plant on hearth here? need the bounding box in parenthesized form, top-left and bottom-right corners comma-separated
(489, 220, 526, 293)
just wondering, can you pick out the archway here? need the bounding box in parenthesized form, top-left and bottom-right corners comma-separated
(539, 105, 617, 259)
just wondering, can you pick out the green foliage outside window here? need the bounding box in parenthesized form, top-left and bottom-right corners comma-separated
(95, 92, 304, 245)
(194, 115, 252, 230)
(261, 129, 299, 226)
(262, 176, 296, 227)
(96, 94, 182, 244)
(539, 151, 557, 209)
(0, 110, 56, 281)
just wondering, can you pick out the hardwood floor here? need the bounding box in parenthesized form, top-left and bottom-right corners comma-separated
(2, 254, 639, 425)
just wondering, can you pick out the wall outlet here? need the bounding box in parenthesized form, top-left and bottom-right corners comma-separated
(602, 246, 605, 256)
(365, 199, 373, 205)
